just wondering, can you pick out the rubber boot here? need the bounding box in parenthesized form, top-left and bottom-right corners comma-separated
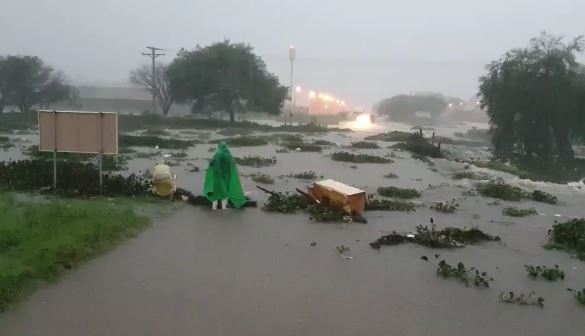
(221, 199, 228, 210)
(212, 200, 218, 210)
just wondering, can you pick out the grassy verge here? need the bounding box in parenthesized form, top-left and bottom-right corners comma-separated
(0, 194, 150, 311)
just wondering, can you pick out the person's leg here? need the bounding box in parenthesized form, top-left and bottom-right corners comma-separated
(221, 199, 228, 210)
(212, 200, 218, 210)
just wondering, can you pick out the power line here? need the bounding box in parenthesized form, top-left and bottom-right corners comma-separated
(141, 46, 165, 114)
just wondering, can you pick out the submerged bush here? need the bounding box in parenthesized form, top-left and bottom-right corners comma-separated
(235, 156, 276, 167)
(391, 133, 442, 158)
(250, 173, 274, 185)
(531, 190, 558, 204)
(503, 206, 537, 217)
(262, 192, 309, 213)
(365, 197, 415, 212)
(377, 186, 421, 199)
(524, 264, 565, 281)
(120, 135, 194, 149)
(331, 151, 392, 163)
(351, 141, 380, 149)
(567, 288, 585, 306)
(436, 260, 492, 288)
(476, 182, 525, 201)
(430, 200, 459, 213)
(546, 218, 585, 260)
(285, 171, 319, 180)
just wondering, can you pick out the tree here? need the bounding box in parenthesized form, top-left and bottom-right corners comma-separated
(479, 33, 585, 161)
(130, 64, 175, 116)
(376, 94, 447, 122)
(0, 56, 71, 113)
(168, 41, 288, 122)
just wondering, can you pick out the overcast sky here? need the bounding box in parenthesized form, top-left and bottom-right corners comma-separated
(1, 0, 584, 108)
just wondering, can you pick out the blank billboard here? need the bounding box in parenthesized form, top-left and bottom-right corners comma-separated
(39, 111, 118, 154)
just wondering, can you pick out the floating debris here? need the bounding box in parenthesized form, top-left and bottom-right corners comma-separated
(336, 245, 350, 254)
(370, 224, 500, 249)
(383, 172, 399, 179)
(377, 186, 421, 199)
(499, 291, 544, 308)
(502, 206, 537, 217)
(524, 264, 565, 281)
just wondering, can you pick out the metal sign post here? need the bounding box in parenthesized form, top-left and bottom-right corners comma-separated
(53, 110, 57, 193)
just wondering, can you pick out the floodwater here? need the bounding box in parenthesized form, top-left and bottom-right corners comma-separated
(0, 119, 584, 335)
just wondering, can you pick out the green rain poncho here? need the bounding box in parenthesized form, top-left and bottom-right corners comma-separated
(203, 142, 246, 208)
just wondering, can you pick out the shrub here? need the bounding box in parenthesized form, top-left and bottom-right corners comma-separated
(476, 182, 525, 201)
(524, 264, 565, 281)
(531, 190, 558, 204)
(431, 200, 459, 213)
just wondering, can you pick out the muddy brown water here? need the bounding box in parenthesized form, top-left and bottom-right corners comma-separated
(0, 121, 584, 335)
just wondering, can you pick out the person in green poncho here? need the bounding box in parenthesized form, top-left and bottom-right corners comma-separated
(203, 142, 246, 209)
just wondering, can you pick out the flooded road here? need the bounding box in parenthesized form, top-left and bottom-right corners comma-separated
(0, 120, 584, 335)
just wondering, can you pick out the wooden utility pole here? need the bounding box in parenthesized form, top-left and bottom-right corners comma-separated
(141, 46, 165, 114)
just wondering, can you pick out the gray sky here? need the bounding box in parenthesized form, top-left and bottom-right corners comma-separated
(1, 0, 584, 108)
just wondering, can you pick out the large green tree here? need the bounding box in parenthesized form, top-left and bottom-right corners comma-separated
(376, 94, 447, 122)
(168, 41, 288, 122)
(479, 33, 585, 161)
(0, 56, 71, 113)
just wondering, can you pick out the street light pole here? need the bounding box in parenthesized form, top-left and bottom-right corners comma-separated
(288, 45, 296, 126)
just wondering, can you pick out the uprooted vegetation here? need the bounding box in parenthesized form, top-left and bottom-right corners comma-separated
(545, 218, 585, 260)
(370, 224, 500, 249)
(525, 264, 565, 281)
(119, 135, 195, 149)
(234, 156, 276, 168)
(331, 151, 392, 163)
(435, 260, 493, 288)
(430, 200, 459, 213)
(351, 141, 380, 149)
(377, 186, 421, 199)
(476, 181, 558, 204)
(499, 292, 544, 308)
(502, 206, 537, 217)
(365, 197, 416, 212)
(0, 160, 151, 197)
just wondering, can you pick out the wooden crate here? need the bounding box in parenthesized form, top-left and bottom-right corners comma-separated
(308, 179, 367, 215)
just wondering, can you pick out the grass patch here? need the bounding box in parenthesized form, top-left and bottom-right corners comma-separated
(377, 186, 421, 199)
(546, 218, 585, 260)
(0, 194, 150, 311)
(351, 141, 380, 149)
(502, 206, 537, 217)
(120, 135, 194, 149)
(234, 156, 276, 168)
(331, 151, 392, 163)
